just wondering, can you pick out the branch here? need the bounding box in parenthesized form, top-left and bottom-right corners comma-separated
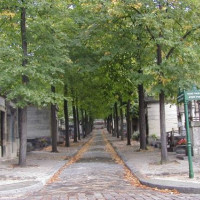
(166, 25, 200, 59)
(130, 5, 156, 41)
(0, 20, 6, 28)
(130, 5, 141, 15)
(146, 26, 156, 41)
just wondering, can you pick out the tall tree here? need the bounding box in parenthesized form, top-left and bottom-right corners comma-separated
(72, 98, 78, 143)
(128, 0, 200, 162)
(51, 86, 58, 152)
(84, 111, 88, 137)
(19, 1, 28, 166)
(126, 100, 131, 146)
(76, 104, 81, 140)
(138, 83, 147, 150)
(119, 97, 124, 141)
(81, 109, 85, 138)
(114, 102, 119, 138)
(64, 85, 70, 147)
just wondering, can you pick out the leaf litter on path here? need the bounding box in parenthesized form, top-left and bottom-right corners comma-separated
(47, 136, 94, 184)
(102, 130, 179, 195)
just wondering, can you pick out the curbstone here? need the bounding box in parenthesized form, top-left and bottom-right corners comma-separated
(108, 138, 200, 194)
(0, 135, 93, 198)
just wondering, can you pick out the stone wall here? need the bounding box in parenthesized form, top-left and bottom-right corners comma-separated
(0, 97, 5, 112)
(190, 121, 200, 156)
(6, 104, 19, 159)
(147, 103, 178, 137)
(0, 98, 19, 160)
(27, 106, 51, 139)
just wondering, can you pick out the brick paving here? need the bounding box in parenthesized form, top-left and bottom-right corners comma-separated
(11, 130, 200, 200)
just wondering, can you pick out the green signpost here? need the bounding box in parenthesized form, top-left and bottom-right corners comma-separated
(177, 86, 200, 178)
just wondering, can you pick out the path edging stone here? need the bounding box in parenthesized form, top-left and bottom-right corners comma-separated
(108, 137, 200, 194)
(0, 135, 93, 198)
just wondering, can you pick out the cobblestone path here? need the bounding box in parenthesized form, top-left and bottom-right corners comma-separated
(21, 130, 200, 200)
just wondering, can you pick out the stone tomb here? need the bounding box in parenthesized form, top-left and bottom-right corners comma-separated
(190, 121, 200, 156)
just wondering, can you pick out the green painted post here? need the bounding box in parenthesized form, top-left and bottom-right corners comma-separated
(183, 91, 194, 178)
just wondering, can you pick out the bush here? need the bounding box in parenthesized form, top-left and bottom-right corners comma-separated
(150, 134, 158, 140)
(132, 131, 140, 141)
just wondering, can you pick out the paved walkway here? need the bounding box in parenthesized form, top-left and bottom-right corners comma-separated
(0, 129, 200, 199)
(0, 136, 92, 199)
(107, 131, 200, 194)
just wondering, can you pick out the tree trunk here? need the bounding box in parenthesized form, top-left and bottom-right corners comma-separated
(109, 114, 112, 134)
(112, 113, 115, 135)
(81, 109, 85, 138)
(84, 111, 88, 137)
(119, 98, 124, 141)
(114, 102, 119, 138)
(106, 117, 109, 132)
(64, 85, 70, 147)
(18, 107, 27, 166)
(88, 116, 91, 133)
(160, 90, 168, 163)
(146, 114, 149, 145)
(107, 115, 111, 133)
(112, 110, 116, 137)
(51, 86, 58, 152)
(89, 116, 93, 132)
(21, 5, 28, 83)
(18, 4, 28, 166)
(126, 100, 131, 145)
(114, 107, 117, 137)
(138, 84, 147, 150)
(72, 100, 78, 143)
(109, 115, 112, 134)
(106, 115, 110, 133)
(76, 106, 81, 140)
(157, 41, 168, 163)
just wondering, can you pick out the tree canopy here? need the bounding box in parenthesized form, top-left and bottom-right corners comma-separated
(1, 0, 200, 118)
